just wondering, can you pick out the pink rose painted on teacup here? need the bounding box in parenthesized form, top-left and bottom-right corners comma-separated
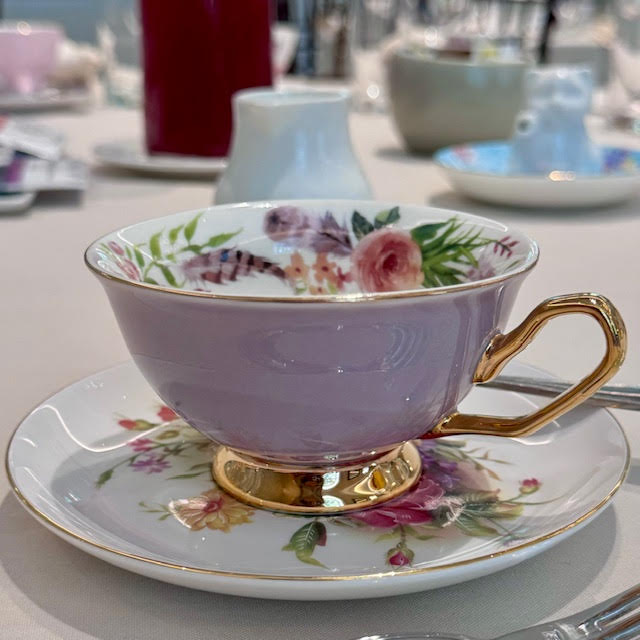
(351, 227, 423, 293)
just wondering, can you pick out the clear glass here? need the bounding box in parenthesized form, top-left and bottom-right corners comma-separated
(350, 0, 422, 111)
(96, 0, 142, 107)
(611, 0, 640, 127)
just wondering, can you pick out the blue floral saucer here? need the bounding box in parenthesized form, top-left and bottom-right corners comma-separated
(434, 141, 640, 208)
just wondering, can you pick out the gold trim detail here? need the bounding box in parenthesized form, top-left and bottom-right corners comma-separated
(5, 389, 629, 582)
(431, 293, 627, 438)
(211, 444, 422, 514)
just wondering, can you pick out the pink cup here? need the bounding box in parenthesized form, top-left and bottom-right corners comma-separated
(0, 22, 62, 94)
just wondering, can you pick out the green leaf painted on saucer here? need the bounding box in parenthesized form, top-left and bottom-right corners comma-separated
(282, 521, 328, 568)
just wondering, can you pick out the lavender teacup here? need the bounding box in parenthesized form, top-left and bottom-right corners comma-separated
(86, 201, 626, 514)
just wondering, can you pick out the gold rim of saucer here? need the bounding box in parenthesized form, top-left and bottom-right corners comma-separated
(211, 442, 422, 514)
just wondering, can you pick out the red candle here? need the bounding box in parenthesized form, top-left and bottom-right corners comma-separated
(140, 0, 273, 157)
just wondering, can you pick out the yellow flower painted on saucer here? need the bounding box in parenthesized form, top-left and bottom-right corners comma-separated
(169, 488, 254, 532)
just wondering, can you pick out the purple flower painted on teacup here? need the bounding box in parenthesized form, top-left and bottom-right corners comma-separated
(181, 249, 285, 285)
(108, 241, 125, 255)
(118, 258, 141, 281)
(310, 212, 352, 255)
(128, 438, 155, 453)
(466, 253, 496, 282)
(264, 206, 312, 245)
(264, 207, 352, 255)
(349, 476, 445, 528)
(130, 453, 171, 474)
(493, 235, 518, 257)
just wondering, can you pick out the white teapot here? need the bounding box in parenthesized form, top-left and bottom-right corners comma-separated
(215, 88, 372, 204)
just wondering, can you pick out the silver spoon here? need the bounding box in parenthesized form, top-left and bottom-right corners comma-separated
(355, 582, 640, 640)
(487, 375, 640, 411)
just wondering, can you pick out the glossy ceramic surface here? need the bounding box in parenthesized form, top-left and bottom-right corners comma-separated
(0, 22, 61, 95)
(435, 142, 640, 208)
(0, 191, 35, 213)
(93, 140, 227, 177)
(386, 49, 528, 153)
(214, 90, 372, 203)
(509, 67, 601, 175)
(85, 201, 538, 462)
(7, 361, 628, 600)
(0, 87, 91, 112)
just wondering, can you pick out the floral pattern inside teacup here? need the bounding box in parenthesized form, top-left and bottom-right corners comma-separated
(90, 204, 532, 296)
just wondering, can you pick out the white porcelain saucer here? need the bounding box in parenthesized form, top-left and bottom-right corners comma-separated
(93, 140, 227, 177)
(435, 142, 640, 208)
(6, 361, 628, 600)
(0, 87, 92, 112)
(0, 191, 35, 213)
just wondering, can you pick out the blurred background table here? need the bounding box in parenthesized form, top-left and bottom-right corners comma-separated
(1, 104, 639, 640)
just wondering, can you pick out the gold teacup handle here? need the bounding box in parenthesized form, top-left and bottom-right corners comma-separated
(430, 293, 627, 438)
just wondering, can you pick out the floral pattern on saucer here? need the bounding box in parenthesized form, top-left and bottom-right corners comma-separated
(97, 408, 553, 569)
(94, 206, 525, 296)
(438, 142, 640, 177)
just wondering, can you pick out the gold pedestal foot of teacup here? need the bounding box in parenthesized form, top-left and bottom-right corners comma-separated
(211, 442, 422, 515)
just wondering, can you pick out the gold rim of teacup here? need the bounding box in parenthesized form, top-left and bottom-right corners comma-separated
(84, 202, 540, 304)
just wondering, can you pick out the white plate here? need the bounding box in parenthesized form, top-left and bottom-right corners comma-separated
(6, 361, 628, 600)
(0, 191, 35, 213)
(435, 142, 640, 208)
(0, 87, 92, 112)
(94, 140, 227, 177)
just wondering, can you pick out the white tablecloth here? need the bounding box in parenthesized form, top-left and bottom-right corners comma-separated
(1, 106, 639, 640)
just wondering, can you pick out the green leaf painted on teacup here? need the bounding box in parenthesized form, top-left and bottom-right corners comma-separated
(374, 206, 400, 228)
(159, 265, 177, 287)
(410, 221, 448, 246)
(149, 231, 163, 261)
(169, 224, 184, 245)
(144, 277, 159, 285)
(184, 213, 202, 243)
(181, 244, 203, 254)
(96, 468, 113, 488)
(134, 246, 145, 268)
(204, 230, 242, 249)
(125, 245, 133, 260)
(282, 521, 327, 568)
(413, 218, 494, 288)
(352, 210, 374, 239)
